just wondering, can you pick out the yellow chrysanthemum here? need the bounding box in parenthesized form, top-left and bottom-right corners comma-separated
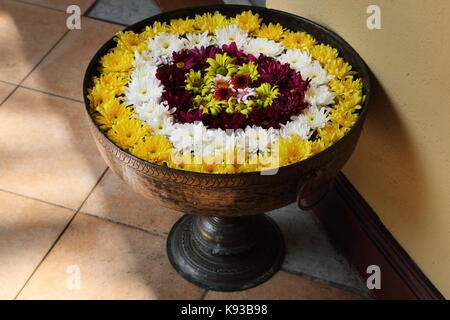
(100, 49, 134, 73)
(255, 83, 280, 108)
(195, 11, 228, 34)
(92, 72, 128, 96)
(130, 135, 173, 165)
(195, 154, 235, 174)
(317, 122, 346, 144)
(193, 94, 225, 116)
(87, 84, 117, 111)
(225, 100, 255, 115)
(184, 69, 209, 94)
(168, 18, 196, 35)
(205, 53, 238, 77)
(282, 31, 317, 52)
(329, 76, 363, 97)
(309, 139, 329, 156)
(237, 62, 259, 81)
(230, 10, 262, 33)
(106, 118, 149, 151)
(330, 108, 359, 128)
(94, 99, 132, 130)
(140, 21, 168, 39)
(114, 31, 147, 54)
(310, 44, 339, 67)
(277, 135, 312, 166)
(254, 22, 285, 41)
(326, 57, 356, 79)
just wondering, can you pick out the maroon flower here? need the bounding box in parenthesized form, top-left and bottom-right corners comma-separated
(156, 64, 186, 87)
(190, 46, 223, 71)
(288, 70, 310, 95)
(172, 49, 195, 71)
(161, 88, 193, 112)
(256, 55, 291, 86)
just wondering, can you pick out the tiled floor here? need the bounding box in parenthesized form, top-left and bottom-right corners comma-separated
(0, 0, 370, 300)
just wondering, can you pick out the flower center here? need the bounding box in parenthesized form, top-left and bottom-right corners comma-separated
(214, 87, 234, 101)
(231, 74, 251, 89)
(176, 61, 185, 69)
(216, 66, 228, 76)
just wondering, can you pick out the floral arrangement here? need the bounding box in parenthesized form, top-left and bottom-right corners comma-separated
(88, 11, 364, 174)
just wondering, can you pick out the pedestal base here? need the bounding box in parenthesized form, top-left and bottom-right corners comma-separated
(167, 214, 285, 292)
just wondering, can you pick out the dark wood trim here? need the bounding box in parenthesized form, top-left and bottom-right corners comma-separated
(313, 172, 445, 300)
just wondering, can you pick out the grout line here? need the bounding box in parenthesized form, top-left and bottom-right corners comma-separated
(82, 15, 128, 27)
(75, 168, 110, 212)
(1, 3, 72, 109)
(0, 79, 18, 86)
(78, 211, 168, 239)
(13, 168, 109, 300)
(200, 289, 209, 300)
(83, 0, 100, 17)
(280, 266, 373, 298)
(18, 85, 84, 104)
(13, 29, 71, 90)
(0, 188, 77, 213)
(11, 0, 68, 13)
(0, 85, 20, 107)
(13, 209, 78, 300)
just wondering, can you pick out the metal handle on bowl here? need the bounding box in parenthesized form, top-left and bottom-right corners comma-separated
(296, 170, 332, 211)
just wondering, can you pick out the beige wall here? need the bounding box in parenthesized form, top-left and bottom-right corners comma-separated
(266, 0, 450, 297)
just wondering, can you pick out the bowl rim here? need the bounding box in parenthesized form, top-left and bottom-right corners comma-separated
(83, 4, 371, 178)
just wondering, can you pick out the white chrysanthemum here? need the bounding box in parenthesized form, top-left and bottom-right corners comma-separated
(146, 32, 185, 64)
(123, 75, 163, 106)
(202, 129, 228, 156)
(302, 105, 330, 130)
(237, 126, 278, 154)
(168, 122, 210, 153)
(243, 38, 284, 58)
(305, 85, 337, 106)
(277, 49, 312, 71)
(214, 24, 248, 48)
(134, 101, 173, 129)
(130, 62, 157, 80)
(185, 31, 212, 48)
(300, 60, 334, 86)
(133, 50, 157, 69)
(280, 117, 310, 140)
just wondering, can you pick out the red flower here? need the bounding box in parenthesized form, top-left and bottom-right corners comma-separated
(257, 55, 291, 86)
(172, 49, 195, 71)
(156, 64, 186, 88)
(214, 87, 234, 101)
(231, 74, 251, 89)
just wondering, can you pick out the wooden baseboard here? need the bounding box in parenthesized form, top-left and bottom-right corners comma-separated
(313, 172, 445, 300)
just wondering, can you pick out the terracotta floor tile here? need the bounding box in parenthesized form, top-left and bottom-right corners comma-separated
(22, 17, 123, 101)
(0, 191, 74, 299)
(80, 171, 183, 235)
(206, 271, 366, 300)
(17, 0, 96, 13)
(0, 87, 107, 209)
(0, 81, 16, 105)
(17, 214, 205, 299)
(0, 0, 68, 84)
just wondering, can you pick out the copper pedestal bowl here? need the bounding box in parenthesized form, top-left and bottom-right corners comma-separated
(83, 5, 371, 291)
